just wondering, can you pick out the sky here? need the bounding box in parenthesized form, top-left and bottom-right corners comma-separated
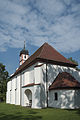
(0, 0, 80, 75)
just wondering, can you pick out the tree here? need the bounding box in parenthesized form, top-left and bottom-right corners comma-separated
(68, 57, 80, 70)
(0, 63, 9, 102)
(68, 57, 78, 65)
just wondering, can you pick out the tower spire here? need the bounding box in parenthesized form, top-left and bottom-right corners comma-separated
(24, 41, 25, 50)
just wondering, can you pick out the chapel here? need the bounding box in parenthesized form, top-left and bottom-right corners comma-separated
(6, 42, 80, 109)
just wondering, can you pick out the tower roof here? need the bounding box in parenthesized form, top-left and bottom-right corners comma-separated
(20, 49, 29, 56)
(49, 72, 80, 90)
(20, 41, 29, 56)
(11, 42, 77, 78)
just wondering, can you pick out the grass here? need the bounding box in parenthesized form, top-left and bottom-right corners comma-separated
(0, 103, 80, 120)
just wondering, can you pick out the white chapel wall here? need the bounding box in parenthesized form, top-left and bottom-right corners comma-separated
(22, 62, 39, 86)
(48, 90, 75, 109)
(24, 69, 30, 85)
(41, 63, 80, 108)
(7, 74, 21, 105)
(11, 77, 16, 104)
(16, 75, 20, 105)
(23, 65, 35, 85)
(74, 89, 80, 108)
(6, 80, 11, 103)
(34, 66, 42, 84)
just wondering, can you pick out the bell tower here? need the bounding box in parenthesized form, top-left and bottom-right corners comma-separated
(19, 41, 29, 65)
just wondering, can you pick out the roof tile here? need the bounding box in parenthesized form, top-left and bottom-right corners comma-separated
(49, 72, 80, 90)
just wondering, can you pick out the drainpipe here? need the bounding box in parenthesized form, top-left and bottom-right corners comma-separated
(46, 62, 48, 108)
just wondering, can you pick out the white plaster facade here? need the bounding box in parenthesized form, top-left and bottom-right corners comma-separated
(49, 90, 75, 109)
(48, 89, 80, 109)
(6, 62, 80, 109)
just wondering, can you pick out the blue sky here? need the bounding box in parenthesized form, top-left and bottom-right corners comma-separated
(0, 0, 80, 75)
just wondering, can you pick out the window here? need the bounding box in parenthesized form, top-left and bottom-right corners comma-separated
(54, 92, 58, 100)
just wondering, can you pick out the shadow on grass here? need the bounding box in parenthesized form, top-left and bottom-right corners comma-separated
(0, 112, 42, 120)
(76, 109, 80, 115)
(66, 109, 80, 115)
(27, 110, 38, 114)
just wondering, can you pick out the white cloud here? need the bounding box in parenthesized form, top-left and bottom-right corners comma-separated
(34, 0, 66, 16)
(0, 0, 80, 53)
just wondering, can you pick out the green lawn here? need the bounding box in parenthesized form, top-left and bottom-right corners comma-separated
(0, 103, 80, 120)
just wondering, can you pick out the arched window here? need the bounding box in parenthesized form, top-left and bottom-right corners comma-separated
(54, 92, 58, 100)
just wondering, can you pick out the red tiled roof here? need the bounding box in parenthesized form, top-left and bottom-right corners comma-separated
(49, 72, 80, 90)
(22, 83, 40, 87)
(10, 43, 77, 78)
